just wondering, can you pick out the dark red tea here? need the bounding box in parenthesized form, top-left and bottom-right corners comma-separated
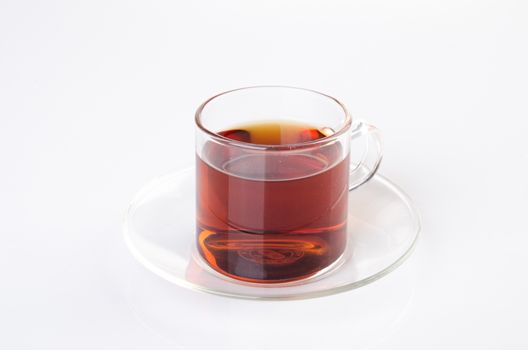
(196, 121, 349, 283)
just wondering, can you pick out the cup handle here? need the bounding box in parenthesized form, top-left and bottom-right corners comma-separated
(349, 121, 383, 191)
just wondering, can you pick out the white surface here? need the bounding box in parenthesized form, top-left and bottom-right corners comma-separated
(1, 0, 527, 348)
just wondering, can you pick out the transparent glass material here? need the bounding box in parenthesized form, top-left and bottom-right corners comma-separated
(195, 86, 382, 283)
(123, 167, 420, 300)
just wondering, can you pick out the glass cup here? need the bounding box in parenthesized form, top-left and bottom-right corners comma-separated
(195, 86, 382, 283)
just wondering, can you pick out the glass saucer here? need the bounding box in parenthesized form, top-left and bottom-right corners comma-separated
(123, 167, 420, 300)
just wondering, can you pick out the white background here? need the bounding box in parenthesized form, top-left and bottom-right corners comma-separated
(1, 0, 527, 348)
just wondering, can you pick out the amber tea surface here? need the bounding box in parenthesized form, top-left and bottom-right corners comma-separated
(196, 121, 349, 283)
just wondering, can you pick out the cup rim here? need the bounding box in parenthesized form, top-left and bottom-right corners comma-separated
(195, 85, 352, 151)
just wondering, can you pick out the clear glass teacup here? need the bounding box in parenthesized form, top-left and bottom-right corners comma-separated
(195, 86, 382, 283)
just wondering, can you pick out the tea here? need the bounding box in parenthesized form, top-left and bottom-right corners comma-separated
(196, 121, 349, 283)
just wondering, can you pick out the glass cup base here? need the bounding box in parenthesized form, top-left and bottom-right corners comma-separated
(123, 167, 420, 300)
